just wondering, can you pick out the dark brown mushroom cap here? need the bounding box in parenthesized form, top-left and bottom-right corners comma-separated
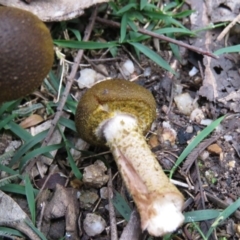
(75, 79, 156, 146)
(0, 6, 54, 103)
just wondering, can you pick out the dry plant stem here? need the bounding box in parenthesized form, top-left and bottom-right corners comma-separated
(103, 115, 184, 236)
(107, 169, 118, 240)
(24, 7, 98, 172)
(217, 13, 240, 41)
(96, 17, 218, 59)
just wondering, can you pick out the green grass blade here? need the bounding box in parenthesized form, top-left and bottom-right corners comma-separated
(120, 13, 128, 42)
(154, 27, 195, 35)
(25, 219, 48, 240)
(19, 143, 63, 171)
(24, 175, 36, 224)
(206, 197, 240, 238)
(68, 28, 81, 41)
(129, 42, 176, 74)
(0, 164, 18, 175)
(0, 183, 39, 195)
(0, 100, 22, 116)
(0, 227, 24, 237)
(173, 10, 195, 19)
(54, 40, 118, 49)
(0, 174, 19, 187)
(184, 209, 221, 223)
(169, 115, 225, 178)
(9, 130, 48, 167)
(116, 3, 137, 15)
(6, 121, 32, 141)
(214, 44, 240, 55)
(0, 114, 16, 131)
(127, 19, 138, 32)
(66, 143, 82, 179)
(59, 117, 77, 132)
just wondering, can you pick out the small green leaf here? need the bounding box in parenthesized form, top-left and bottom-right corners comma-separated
(112, 191, 132, 221)
(116, 3, 138, 15)
(68, 28, 81, 41)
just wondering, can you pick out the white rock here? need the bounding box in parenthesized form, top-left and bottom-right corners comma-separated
(199, 150, 209, 161)
(83, 213, 106, 237)
(223, 135, 233, 141)
(200, 119, 213, 126)
(186, 125, 193, 133)
(189, 66, 199, 76)
(174, 92, 198, 115)
(77, 68, 104, 89)
(121, 59, 134, 76)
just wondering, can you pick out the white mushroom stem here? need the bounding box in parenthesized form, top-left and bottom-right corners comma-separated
(102, 114, 184, 237)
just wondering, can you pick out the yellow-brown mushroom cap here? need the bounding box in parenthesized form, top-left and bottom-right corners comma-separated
(0, 7, 54, 103)
(75, 79, 156, 145)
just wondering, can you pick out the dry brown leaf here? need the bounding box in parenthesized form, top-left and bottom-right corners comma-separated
(19, 114, 44, 129)
(0, 0, 109, 21)
(189, 0, 240, 108)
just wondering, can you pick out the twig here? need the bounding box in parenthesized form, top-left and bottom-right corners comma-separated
(107, 169, 118, 240)
(24, 7, 99, 172)
(217, 13, 240, 42)
(96, 17, 218, 59)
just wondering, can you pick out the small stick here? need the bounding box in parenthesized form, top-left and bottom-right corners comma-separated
(217, 13, 240, 42)
(107, 169, 118, 240)
(96, 17, 218, 59)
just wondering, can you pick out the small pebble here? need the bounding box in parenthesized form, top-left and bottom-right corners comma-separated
(100, 187, 108, 199)
(77, 68, 104, 89)
(207, 144, 222, 155)
(189, 66, 199, 77)
(121, 59, 135, 76)
(190, 108, 205, 123)
(83, 160, 109, 188)
(174, 92, 198, 115)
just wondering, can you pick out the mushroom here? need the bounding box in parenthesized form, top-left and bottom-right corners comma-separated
(75, 79, 184, 236)
(0, 7, 54, 103)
